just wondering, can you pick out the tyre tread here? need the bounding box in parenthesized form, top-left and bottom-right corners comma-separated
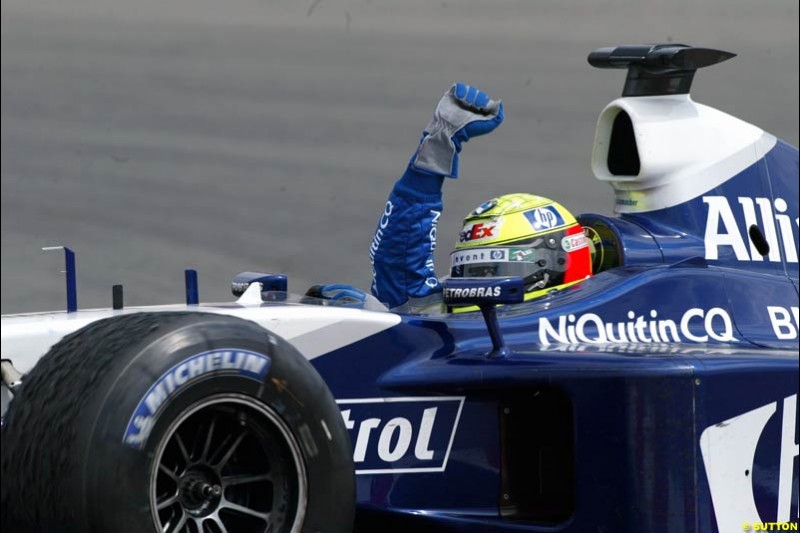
(1, 312, 197, 531)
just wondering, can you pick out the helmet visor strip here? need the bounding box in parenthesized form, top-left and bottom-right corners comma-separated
(450, 236, 569, 284)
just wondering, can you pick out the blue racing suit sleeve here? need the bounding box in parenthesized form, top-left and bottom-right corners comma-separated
(369, 168, 445, 309)
(369, 83, 503, 309)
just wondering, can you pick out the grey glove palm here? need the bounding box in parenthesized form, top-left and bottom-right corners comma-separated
(412, 82, 504, 178)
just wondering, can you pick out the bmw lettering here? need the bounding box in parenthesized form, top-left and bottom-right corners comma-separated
(768, 306, 800, 340)
(337, 397, 464, 474)
(524, 205, 565, 231)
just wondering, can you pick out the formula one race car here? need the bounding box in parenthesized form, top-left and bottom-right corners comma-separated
(1, 45, 798, 533)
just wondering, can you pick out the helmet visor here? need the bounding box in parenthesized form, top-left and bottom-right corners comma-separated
(450, 233, 572, 289)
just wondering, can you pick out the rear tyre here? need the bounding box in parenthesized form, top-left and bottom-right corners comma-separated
(0, 312, 354, 533)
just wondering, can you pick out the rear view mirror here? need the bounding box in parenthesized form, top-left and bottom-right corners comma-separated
(442, 277, 525, 358)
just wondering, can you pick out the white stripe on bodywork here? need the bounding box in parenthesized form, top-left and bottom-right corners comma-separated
(700, 401, 775, 532)
(1, 303, 401, 374)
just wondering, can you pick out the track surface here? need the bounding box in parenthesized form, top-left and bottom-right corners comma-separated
(2, 0, 798, 313)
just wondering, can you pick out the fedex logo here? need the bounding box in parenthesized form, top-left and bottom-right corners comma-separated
(703, 196, 799, 263)
(460, 222, 499, 243)
(337, 396, 464, 474)
(524, 206, 565, 231)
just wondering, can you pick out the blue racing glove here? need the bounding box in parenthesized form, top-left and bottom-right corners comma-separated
(305, 284, 387, 310)
(411, 82, 504, 179)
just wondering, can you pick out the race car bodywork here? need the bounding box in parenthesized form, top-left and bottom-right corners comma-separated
(1, 45, 798, 533)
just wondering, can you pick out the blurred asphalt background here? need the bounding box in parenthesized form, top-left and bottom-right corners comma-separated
(2, 0, 798, 313)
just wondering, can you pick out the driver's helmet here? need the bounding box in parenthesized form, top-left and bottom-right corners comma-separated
(450, 193, 592, 300)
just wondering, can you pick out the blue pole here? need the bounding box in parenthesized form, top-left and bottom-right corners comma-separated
(43, 246, 78, 313)
(64, 247, 77, 313)
(185, 269, 199, 305)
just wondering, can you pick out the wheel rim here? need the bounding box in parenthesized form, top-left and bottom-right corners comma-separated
(150, 394, 307, 533)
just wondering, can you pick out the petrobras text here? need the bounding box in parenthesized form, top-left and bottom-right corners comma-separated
(337, 396, 464, 474)
(443, 286, 502, 299)
(538, 308, 736, 347)
(123, 349, 271, 449)
(700, 394, 799, 530)
(703, 196, 798, 263)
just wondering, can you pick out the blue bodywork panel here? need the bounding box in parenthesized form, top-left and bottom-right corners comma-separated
(310, 140, 799, 532)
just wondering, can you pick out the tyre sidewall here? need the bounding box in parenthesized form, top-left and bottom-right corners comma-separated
(82, 317, 353, 533)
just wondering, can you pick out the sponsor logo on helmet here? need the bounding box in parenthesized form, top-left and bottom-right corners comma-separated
(452, 248, 507, 266)
(459, 221, 500, 243)
(123, 349, 271, 449)
(538, 308, 736, 347)
(338, 396, 464, 474)
(703, 196, 798, 263)
(524, 206, 566, 231)
(451, 247, 539, 267)
(561, 234, 588, 252)
(510, 248, 535, 261)
(470, 200, 497, 217)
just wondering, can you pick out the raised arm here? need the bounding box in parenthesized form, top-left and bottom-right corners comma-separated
(369, 83, 504, 309)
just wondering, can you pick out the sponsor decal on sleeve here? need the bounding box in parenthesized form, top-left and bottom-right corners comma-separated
(369, 200, 394, 265)
(370, 200, 395, 296)
(524, 205, 566, 232)
(424, 209, 443, 289)
(123, 349, 271, 449)
(337, 396, 464, 474)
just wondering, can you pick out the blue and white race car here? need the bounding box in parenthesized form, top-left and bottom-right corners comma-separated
(1, 44, 798, 533)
